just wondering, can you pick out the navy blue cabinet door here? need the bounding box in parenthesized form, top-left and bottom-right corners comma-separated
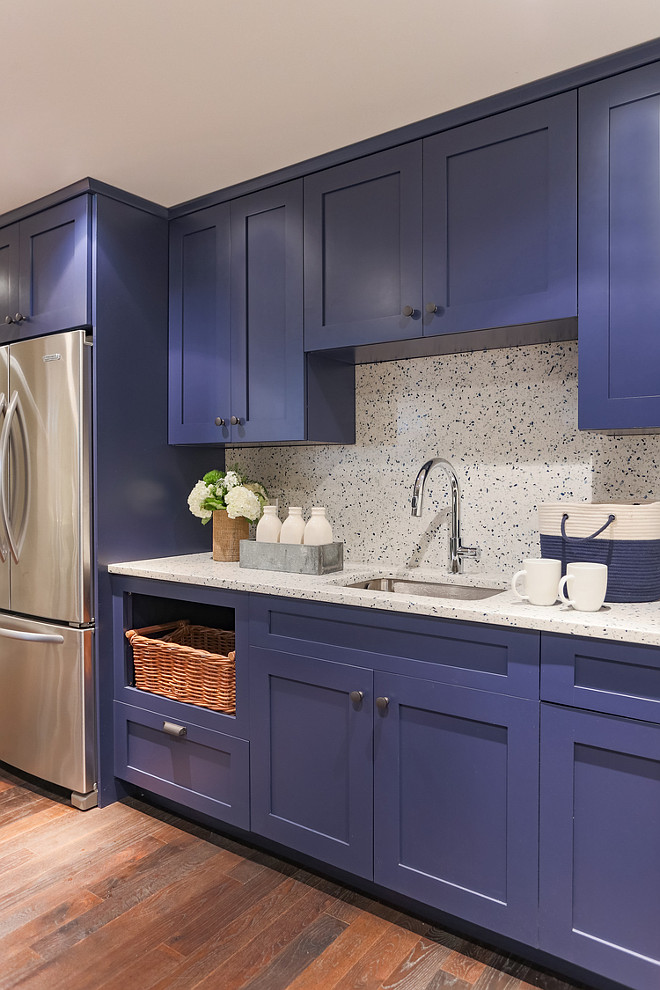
(540, 704, 660, 990)
(229, 181, 304, 442)
(0, 224, 19, 333)
(0, 199, 90, 341)
(374, 672, 539, 943)
(423, 93, 576, 337)
(17, 197, 91, 337)
(304, 143, 423, 350)
(249, 646, 374, 878)
(168, 205, 231, 444)
(579, 62, 660, 429)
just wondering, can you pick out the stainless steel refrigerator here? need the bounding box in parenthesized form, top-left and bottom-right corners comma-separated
(0, 329, 96, 809)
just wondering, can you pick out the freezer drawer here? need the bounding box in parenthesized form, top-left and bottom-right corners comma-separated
(0, 614, 95, 795)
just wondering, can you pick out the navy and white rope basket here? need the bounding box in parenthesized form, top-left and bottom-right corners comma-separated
(538, 502, 660, 603)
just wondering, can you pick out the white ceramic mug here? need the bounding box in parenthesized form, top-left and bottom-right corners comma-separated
(511, 558, 562, 606)
(558, 562, 608, 612)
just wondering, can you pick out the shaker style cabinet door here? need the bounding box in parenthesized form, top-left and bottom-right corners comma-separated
(168, 204, 231, 444)
(373, 672, 539, 944)
(249, 646, 374, 879)
(422, 92, 577, 337)
(0, 224, 19, 337)
(304, 143, 423, 350)
(0, 198, 90, 342)
(17, 196, 91, 337)
(228, 181, 305, 442)
(579, 62, 660, 429)
(539, 704, 660, 990)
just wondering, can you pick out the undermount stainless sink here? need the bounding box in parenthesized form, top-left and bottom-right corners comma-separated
(346, 577, 504, 601)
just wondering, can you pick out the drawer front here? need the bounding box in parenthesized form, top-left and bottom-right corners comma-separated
(541, 633, 660, 722)
(249, 596, 539, 698)
(114, 701, 249, 829)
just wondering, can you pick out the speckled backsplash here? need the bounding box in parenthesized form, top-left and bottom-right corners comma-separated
(226, 341, 660, 576)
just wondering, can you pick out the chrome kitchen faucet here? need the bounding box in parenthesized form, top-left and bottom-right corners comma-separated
(411, 458, 480, 573)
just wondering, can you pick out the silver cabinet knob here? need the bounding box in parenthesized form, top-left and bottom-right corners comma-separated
(14, 313, 26, 323)
(349, 690, 364, 705)
(376, 696, 390, 711)
(425, 302, 438, 314)
(4, 316, 12, 325)
(162, 721, 187, 737)
(402, 305, 415, 317)
(214, 417, 225, 427)
(230, 415, 240, 426)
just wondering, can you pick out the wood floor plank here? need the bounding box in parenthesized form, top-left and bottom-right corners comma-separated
(441, 950, 488, 984)
(229, 912, 347, 990)
(30, 833, 225, 960)
(0, 889, 102, 971)
(379, 938, 453, 990)
(331, 928, 432, 990)
(0, 832, 166, 939)
(284, 911, 393, 990)
(163, 860, 286, 958)
(423, 970, 477, 990)
(144, 875, 318, 990)
(177, 882, 339, 990)
(0, 803, 72, 847)
(7, 853, 244, 990)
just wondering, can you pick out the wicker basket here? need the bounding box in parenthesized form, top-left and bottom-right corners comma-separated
(125, 620, 236, 713)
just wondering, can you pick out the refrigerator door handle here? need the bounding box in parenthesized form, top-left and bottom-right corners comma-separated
(0, 391, 7, 563)
(0, 626, 64, 644)
(1, 390, 30, 564)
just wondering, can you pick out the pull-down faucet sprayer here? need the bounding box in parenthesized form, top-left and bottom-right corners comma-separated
(411, 458, 480, 574)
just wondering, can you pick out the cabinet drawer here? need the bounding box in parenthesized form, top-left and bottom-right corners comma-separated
(541, 633, 660, 722)
(114, 701, 249, 828)
(249, 596, 539, 698)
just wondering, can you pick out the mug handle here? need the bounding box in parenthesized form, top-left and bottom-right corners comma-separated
(511, 569, 529, 602)
(558, 574, 575, 607)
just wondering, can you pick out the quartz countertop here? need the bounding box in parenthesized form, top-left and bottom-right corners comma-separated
(108, 553, 660, 647)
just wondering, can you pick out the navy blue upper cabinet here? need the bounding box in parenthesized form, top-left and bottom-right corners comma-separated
(170, 182, 354, 445)
(0, 197, 90, 341)
(228, 183, 305, 443)
(423, 92, 577, 337)
(539, 704, 660, 990)
(0, 224, 19, 331)
(579, 62, 660, 430)
(303, 94, 576, 351)
(304, 144, 423, 350)
(168, 204, 231, 444)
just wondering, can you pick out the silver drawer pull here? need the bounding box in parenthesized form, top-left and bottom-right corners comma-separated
(162, 721, 187, 737)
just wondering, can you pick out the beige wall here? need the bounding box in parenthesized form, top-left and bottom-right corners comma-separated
(3, 1, 660, 214)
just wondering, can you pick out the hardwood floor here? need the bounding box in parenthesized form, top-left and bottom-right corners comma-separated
(0, 764, 592, 990)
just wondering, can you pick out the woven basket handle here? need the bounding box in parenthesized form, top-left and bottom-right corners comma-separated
(560, 512, 616, 541)
(125, 620, 189, 643)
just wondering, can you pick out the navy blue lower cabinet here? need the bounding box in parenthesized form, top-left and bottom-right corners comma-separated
(114, 701, 249, 830)
(249, 646, 374, 879)
(374, 672, 539, 944)
(539, 703, 660, 990)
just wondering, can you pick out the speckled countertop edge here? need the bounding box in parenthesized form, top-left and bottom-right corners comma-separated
(108, 553, 660, 647)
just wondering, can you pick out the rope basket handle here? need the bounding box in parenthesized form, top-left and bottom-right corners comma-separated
(125, 619, 189, 643)
(560, 513, 616, 541)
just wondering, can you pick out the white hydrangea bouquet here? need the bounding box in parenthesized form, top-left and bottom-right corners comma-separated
(188, 467, 268, 524)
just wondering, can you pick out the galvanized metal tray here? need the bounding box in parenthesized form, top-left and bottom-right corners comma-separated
(239, 540, 343, 575)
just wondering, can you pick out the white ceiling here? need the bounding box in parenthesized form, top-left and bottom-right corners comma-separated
(3, 0, 660, 217)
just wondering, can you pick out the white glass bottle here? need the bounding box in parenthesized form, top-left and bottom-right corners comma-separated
(255, 505, 282, 543)
(303, 506, 333, 545)
(279, 507, 305, 544)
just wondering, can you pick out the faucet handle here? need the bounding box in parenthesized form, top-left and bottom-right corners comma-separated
(459, 545, 481, 563)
